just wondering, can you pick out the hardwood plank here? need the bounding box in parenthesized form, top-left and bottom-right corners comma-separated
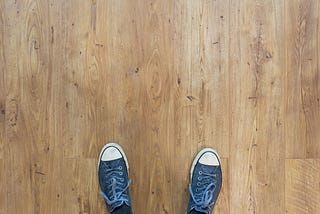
(93, 0, 175, 213)
(132, 1, 174, 213)
(53, 0, 98, 159)
(0, 0, 5, 160)
(229, 0, 285, 213)
(2, 0, 58, 213)
(253, 1, 286, 213)
(173, 0, 230, 159)
(285, 0, 320, 158)
(3, 0, 33, 212)
(0, 25, 6, 214)
(285, 159, 320, 214)
(173, 0, 230, 212)
(228, 1, 258, 211)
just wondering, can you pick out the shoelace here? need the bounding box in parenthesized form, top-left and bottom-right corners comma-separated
(100, 165, 131, 206)
(189, 170, 217, 209)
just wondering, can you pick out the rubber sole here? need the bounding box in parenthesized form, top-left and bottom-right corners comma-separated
(97, 142, 129, 173)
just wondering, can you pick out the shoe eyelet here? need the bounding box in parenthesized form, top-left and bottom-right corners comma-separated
(119, 166, 123, 170)
(199, 171, 203, 175)
(197, 182, 201, 186)
(197, 177, 202, 181)
(119, 172, 123, 175)
(196, 188, 199, 192)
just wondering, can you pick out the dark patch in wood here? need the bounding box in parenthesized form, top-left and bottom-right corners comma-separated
(177, 77, 181, 84)
(162, 204, 168, 214)
(265, 51, 272, 59)
(35, 171, 45, 176)
(212, 41, 219, 45)
(95, 43, 103, 47)
(74, 82, 79, 88)
(248, 174, 257, 213)
(33, 40, 40, 49)
(220, 15, 224, 19)
(8, 99, 18, 127)
(83, 198, 91, 213)
(276, 120, 282, 127)
(135, 67, 139, 73)
(253, 24, 272, 72)
(51, 26, 54, 43)
(66, 102, 69, 108)
(29, 165, 33, 183)
(187, 95, 195, 101)
(248, 96, 257, 99)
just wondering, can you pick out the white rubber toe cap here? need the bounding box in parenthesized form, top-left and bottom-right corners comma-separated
(97, 143, 129, 172)
(199, 152, 220, 166)
(101, 146, 122, 161)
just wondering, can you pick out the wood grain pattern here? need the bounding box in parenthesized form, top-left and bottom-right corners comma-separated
(285, 159, 320, 214)
(229, 0, 286, 213)
(0, 0, 4, 160)
(285, 0, 320, 158)
(173, 1, 230, 213)
(0, 0, 319, 213)
(0, 160, 4, 213)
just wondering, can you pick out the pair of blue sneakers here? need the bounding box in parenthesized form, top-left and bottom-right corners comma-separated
(98, 143, 222, 214)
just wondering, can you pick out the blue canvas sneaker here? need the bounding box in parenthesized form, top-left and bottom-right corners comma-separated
(186, 148, 222, 214)
(98, 143, 132, 213)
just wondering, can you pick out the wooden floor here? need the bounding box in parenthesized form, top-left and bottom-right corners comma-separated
(1, 0, 320, 213)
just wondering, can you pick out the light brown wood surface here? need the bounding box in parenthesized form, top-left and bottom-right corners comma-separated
(0, 0, 319, 213)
